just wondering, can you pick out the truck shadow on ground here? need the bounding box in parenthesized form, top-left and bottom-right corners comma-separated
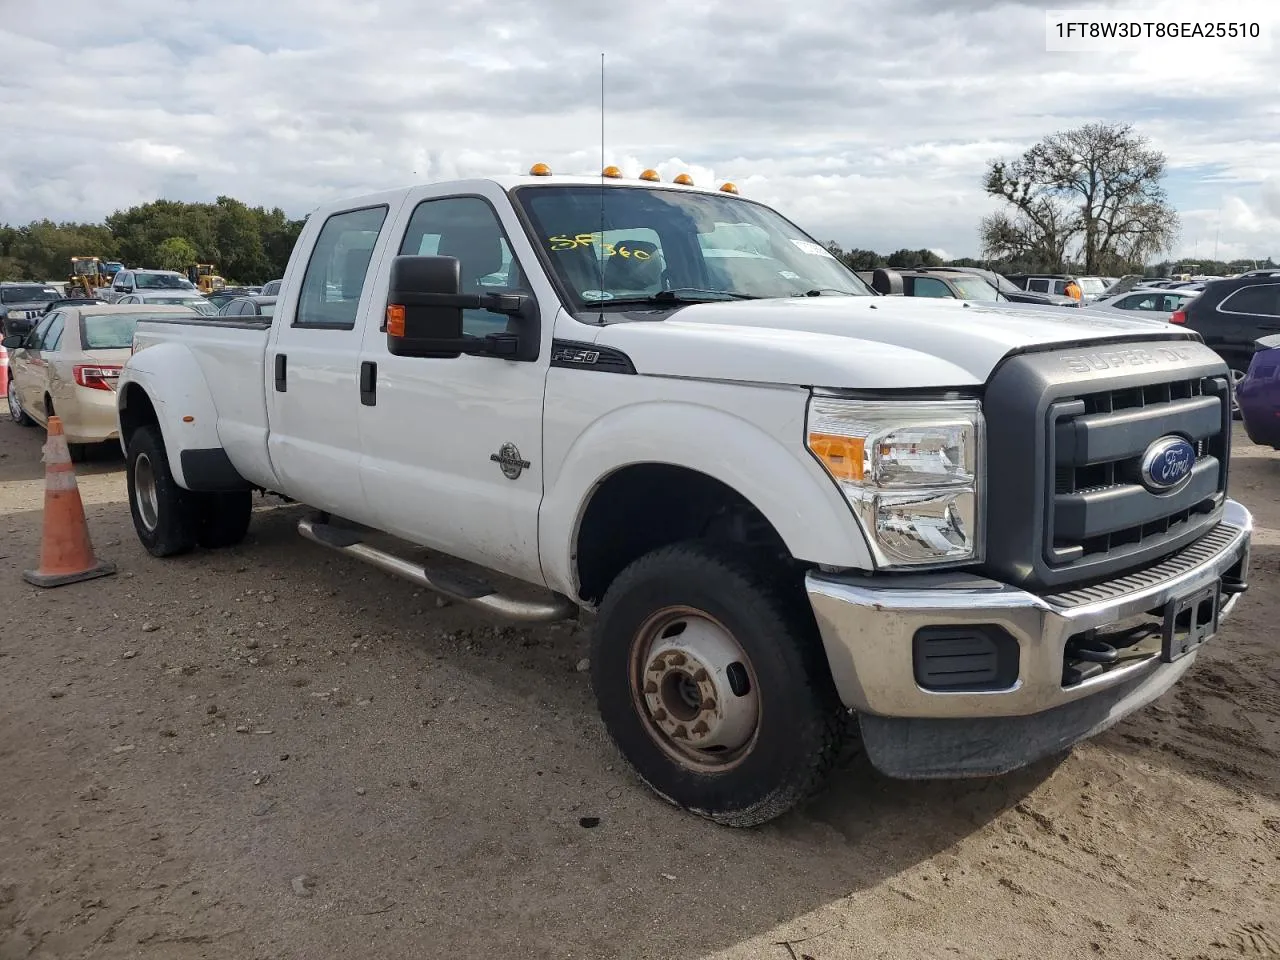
(0, 417, 123, 483)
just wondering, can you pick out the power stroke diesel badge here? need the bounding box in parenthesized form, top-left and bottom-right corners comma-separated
(490, 442, 531, 480)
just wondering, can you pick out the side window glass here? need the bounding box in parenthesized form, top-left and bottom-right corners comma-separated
(912, 276, 953, 298)
(1027, 279, 1049, 293)
(296, 205, 388, 329)
(399, 196, 529, 338)
(44, 315, 65, 351)
(27, 313, 56, 349)
(1221, 284, 1280, 317)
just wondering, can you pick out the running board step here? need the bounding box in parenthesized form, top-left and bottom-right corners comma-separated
(297, 515, 577, 623)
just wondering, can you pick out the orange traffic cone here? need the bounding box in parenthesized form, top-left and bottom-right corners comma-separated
(23, 416, 116, 588)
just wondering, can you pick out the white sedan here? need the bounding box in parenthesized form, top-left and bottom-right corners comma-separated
(1087, 287, 1199, 322)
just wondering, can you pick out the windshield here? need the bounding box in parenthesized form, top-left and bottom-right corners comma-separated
(513, 185, 873, 310)
(135, 273, 195, 290)
(1, 286, 60, 303)
(1077, 277, 1108, 296)
(148, 297, 217, 316)
(80, 312, 152, 349)
(951, 276, 1002, 301)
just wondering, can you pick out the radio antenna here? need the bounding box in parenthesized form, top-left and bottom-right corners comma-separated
(598, 52, 606, 308)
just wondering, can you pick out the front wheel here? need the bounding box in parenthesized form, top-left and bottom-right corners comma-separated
(126, 425, 199, 557)
(590, 540, 857, 827)
(1227, 363, 1249, 420)
(7, 384, 34, 426)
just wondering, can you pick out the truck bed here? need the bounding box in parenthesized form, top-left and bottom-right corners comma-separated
(131, 316, 277, 490)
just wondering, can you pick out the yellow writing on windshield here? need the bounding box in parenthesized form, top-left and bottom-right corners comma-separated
(547, 234, 653, 260)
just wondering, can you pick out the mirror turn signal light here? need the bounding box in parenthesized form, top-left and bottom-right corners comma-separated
(386, 303, 406, 337)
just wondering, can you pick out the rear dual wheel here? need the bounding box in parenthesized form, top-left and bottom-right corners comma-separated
(126, 425, 252, 556)
(591, 540, 857, 827)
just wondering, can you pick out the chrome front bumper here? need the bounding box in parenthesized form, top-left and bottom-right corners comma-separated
(806, 500, 1253, 775)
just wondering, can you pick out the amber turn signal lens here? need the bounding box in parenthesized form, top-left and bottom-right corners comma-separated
(807, 433, 866, 482)
(386, 303, 406, 337)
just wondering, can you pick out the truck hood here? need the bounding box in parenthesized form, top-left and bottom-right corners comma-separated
(590, 295, 1196, 388)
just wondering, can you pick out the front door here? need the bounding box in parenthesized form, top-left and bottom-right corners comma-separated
(356, 186, 553, 586)
(265, 200, 403, 524)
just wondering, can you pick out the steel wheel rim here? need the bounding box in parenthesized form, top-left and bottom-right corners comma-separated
(628, 605, 761, 773)
(6, 386, 20, 421)
(133, 452, 160, 532)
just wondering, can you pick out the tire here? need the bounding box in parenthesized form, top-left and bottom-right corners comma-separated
(7, 384, 34, 426)
(590, 540, 857, 827)
(68, 442, 89, 463)
(196, 491, 253, 548)
(1227, 363, 1248, 420)
(126, 425, 199, 557)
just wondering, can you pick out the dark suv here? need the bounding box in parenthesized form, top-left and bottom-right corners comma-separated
(1175, 270, 1280, 388)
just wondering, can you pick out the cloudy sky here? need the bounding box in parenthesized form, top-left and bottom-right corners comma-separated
(1, 0, 1276, 262)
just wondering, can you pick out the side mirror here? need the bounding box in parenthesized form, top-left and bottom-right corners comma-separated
(872, 268, 904, 296)
(3, 334, 25, 350)
(385, 255, 534, 360)
(4, 319, 33, 339)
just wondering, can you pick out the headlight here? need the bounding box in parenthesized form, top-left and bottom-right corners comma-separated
(806, 397, 983, 568)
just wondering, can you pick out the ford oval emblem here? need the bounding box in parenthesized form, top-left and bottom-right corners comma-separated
(1140, 435, 1196, 492)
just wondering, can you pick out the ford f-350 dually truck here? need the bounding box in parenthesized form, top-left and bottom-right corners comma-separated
(116, 167, 1252, 826)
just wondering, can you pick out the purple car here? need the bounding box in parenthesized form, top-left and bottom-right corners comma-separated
(1238, 334, 1280, 449)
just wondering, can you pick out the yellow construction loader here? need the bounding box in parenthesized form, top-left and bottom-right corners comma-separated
(186, 263, 226, 294)
(67, 257, 106, 298)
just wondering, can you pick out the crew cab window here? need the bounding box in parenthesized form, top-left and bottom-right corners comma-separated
(398, 196, 529, 338)
(1220, 284, 1280, 317)
(296, 205, 388, 329)
(1026, 279, 1050, 293)
(911, 276, 953, 298)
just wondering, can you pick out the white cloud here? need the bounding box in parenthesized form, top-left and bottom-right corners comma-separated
(0, 0, 1276, 261)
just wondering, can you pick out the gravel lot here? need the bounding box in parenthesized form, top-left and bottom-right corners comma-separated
(1, 413, 1278, 960)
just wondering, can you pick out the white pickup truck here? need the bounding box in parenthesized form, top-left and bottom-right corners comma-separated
(117, 168, 1253, 826)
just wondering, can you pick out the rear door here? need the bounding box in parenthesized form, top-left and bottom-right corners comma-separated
(265, 197, 405, 524)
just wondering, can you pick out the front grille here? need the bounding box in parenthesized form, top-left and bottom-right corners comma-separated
(1046, 376, 1230, 570)
(982, 338, 1232, 591)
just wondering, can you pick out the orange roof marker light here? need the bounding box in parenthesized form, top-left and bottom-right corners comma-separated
(719, 182, 739, 194)
(602, 165, 622, 178)
(672, 173, 694, 186)
(639, 169, 661, 182)
(529, 162, 552, 176)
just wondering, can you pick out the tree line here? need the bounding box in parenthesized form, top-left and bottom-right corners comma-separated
(0, 196, 305, 285)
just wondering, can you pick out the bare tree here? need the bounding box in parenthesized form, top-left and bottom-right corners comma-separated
(981, 123, 1179, 274)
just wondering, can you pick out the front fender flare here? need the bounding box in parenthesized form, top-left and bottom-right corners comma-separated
(538, 400, 874, 598)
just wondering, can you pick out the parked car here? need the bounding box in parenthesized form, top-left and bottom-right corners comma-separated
(1089, 287, 1199, 322)
(217, 295, 277, 318)
(1238, 334, 1280, 449)
(0, 282, 63, 338)
(1007, 274, 1108, 302)
(107, 269, 198, 302)
(912, 266, 1078, 307)
(115, 290, 219, 317)
(3, 304, 197, 459)
(259, 279, 283, 296)
(42, 297, 110, 314)
(117, 170, 1250, 826)
(865, 268, 1004, 301)
(1172, 269, 1280, 405)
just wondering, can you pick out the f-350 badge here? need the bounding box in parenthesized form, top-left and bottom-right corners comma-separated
(490, 442, 531, 480)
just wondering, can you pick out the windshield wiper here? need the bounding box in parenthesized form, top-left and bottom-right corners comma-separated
(801, 288, 856, 297)
(592, 288, 760, 306)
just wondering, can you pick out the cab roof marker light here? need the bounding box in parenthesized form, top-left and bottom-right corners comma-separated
(720, 182, 739, 194)
(673, 173, 694, 185)
(602, 165, 622, 178)
(529, 162, 552, 176)
(639, 169, 661, 181)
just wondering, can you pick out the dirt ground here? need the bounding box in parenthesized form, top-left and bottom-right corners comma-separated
(0, 414, 1277, 960)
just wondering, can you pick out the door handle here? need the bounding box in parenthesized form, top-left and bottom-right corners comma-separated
(274, 353, 287, 392)
(359, 361, 377, 406)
